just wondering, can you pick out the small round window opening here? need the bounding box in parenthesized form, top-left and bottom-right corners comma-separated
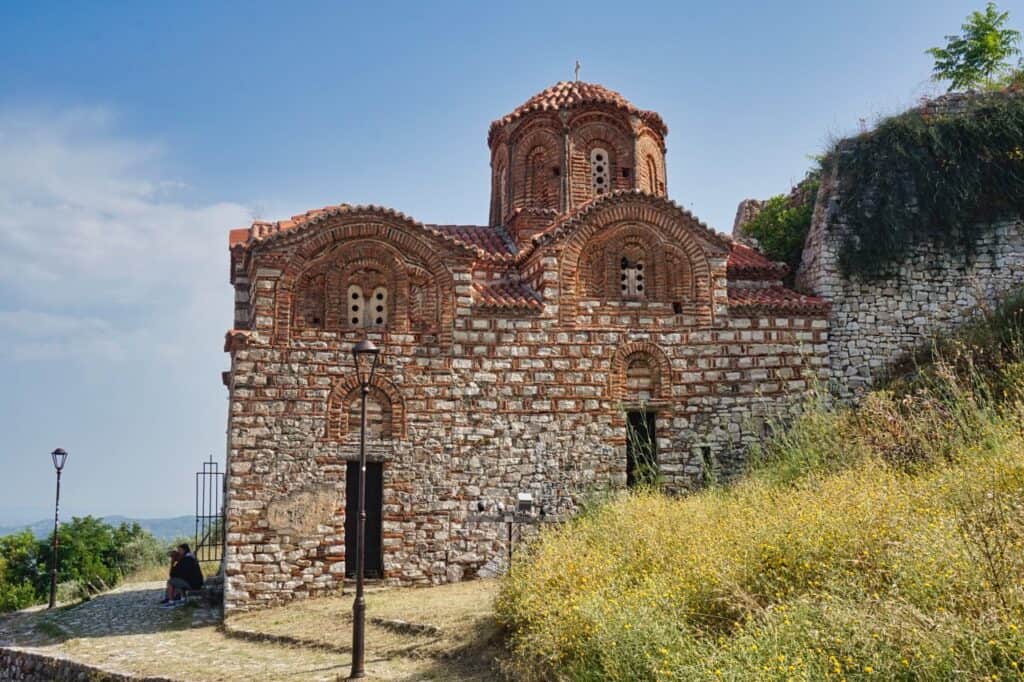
(371, 287, 388, 327)
(590, 148, 610, 196)
(620, 256, 645, 298)
(347, 285, 364, 326)
(346, 284, 388, 328)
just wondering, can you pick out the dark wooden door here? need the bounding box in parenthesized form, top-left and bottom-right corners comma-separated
(345, 461, 383, 579)
(626, 410, 657, 488)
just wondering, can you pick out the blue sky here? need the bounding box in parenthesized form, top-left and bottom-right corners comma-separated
(0, 0, 1020, 524)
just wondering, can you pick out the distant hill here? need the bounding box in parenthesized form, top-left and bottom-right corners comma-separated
(0, 515, 196, 543)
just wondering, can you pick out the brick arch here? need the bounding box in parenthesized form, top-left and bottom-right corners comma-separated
(490, 143, 509, 224)
(324, 373, 407, 441)
(332, 248, 413, 331)
(274, 215, 455, 344)
(569, 114, 634, 200)
(292, 265, 327, 331)
(592, 226, 696, 301)
(637, 133, 666, 196)
(557, 197, 717, 324)
(608, 341, 672, 402)
(510, 125, 561, 213)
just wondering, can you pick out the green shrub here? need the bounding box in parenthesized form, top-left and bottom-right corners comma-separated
(0, 518, 168, 612)
(740, 176, 819, 277)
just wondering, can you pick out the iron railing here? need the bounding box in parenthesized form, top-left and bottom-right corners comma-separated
(194, 457, 225, 564)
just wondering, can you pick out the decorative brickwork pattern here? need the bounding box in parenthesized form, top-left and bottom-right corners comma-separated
(222, 81, 832, 613)
(325, 374, 407, 441)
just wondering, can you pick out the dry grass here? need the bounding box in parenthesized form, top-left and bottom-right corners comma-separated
(497, 373, 1024, 680)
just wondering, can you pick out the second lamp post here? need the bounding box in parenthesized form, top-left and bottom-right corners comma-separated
(348, 338, 380, 680)
(48, 447, 68, 609)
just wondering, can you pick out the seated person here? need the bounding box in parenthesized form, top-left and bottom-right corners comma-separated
(160, 543, 205, 606)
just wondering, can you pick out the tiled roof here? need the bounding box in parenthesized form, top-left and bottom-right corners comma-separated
(228, 204, 513, 261)
(427, 225, 517, 258)
(490, 81, 667, 138)
(727, 242, 789, 280)
(472, 280, 543, 310)
(728, 286, 829, 316)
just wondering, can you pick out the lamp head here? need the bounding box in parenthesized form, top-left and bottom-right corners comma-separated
(351, 338, 381, 386)
(51, 448, 68, 472)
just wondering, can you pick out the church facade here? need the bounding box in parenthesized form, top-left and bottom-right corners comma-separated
(222, 81, 830, 612)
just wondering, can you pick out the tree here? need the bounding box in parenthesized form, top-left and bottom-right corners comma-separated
(927, 3, 1021, 91)
(0, 531, 44, 612)
(740, 174, 820, 279)
(0, 518, 167, 613)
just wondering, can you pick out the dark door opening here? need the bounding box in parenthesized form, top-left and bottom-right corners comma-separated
(626, 410, 657, 488)
(345, 461, 384, 579)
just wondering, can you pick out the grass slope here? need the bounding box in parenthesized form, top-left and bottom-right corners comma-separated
(497, 294, 1024, 681)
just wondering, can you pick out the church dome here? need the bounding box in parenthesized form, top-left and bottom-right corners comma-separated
(487, 80, 670, 231)
(489, 81, 667, 140)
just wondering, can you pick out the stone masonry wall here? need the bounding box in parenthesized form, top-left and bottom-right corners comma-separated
(224, 312, 828, 613)
(223, 208, 829, 613)
(0, 647, 173, 682)
(797, 161, 1024, 398)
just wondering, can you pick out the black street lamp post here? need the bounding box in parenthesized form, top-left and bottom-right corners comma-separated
(349, 338, 380, 680)
(48, 448, 68, 609)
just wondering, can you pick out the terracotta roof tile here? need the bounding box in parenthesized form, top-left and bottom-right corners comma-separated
(426, 225, 517, 258)
(227, 204, 512, 261)
(472, 280, 543, 310)
(727, 242, 789, 280)
(490, 81, 667, 139)
(228, 228, 250, 247)
(728, 286, 829, 315)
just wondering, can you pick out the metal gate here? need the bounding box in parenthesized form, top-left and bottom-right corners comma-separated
(194, 456, 225, 564)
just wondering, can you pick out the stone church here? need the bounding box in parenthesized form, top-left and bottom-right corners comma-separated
(221, 80, 834, 611)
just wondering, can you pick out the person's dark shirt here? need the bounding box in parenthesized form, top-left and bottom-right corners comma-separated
(170, 553, 204, 590)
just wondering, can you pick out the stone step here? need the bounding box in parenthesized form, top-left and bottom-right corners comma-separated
(341, 578, 390, 594)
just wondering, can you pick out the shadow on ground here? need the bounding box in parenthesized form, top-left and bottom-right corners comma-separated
(0, 580, 508, 681)
(0, 582, 212, 647)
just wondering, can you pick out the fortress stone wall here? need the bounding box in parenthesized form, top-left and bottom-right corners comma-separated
(796, 150, 1024, 398)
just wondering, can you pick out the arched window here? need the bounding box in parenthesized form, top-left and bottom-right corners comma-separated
(346, 387, 393, 440)
(347, 285, 365, 327)
(590, 148, 610, 196)
(496, 163, 508, 218)
(326, 375, 406, 441)
(527, 147, 548, 206)
(620, 255, 645, 298)
(645, 155, 659, 195)
(626, 357, 655, 401)
(296, 273, 325, 329)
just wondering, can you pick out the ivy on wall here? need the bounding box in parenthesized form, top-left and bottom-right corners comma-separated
(833, 92, 1024, 278)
